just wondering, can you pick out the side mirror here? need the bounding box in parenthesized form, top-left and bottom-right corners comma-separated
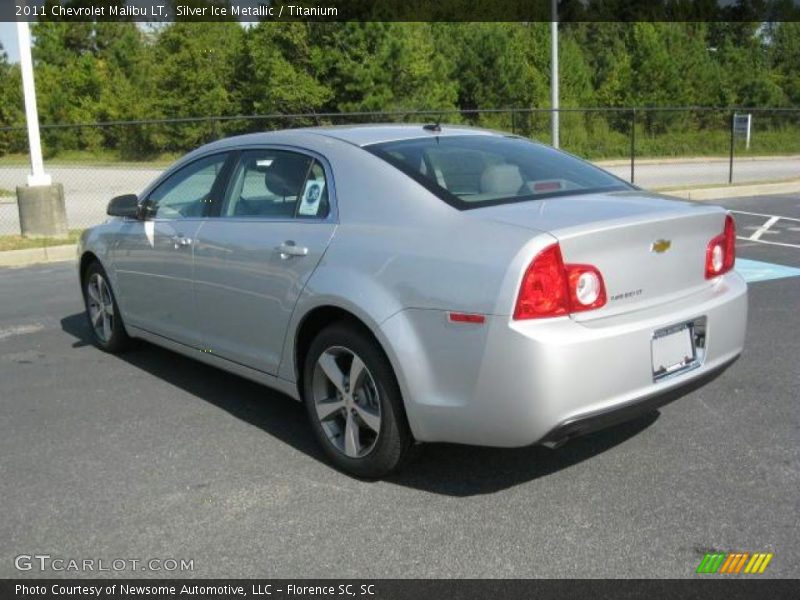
(107, 194, 140, 219)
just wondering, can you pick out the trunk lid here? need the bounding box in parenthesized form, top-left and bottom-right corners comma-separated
(471, 191, 729, 319)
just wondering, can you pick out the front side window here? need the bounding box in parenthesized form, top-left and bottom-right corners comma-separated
(221, 150, 330, 219)
(365, 135, 632, 210)
(146, 153, 229, 219)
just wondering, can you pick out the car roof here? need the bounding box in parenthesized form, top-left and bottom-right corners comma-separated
(197, 124, 502, 153)
(302, 123, 503, 146)
(175, 124, 507, 171)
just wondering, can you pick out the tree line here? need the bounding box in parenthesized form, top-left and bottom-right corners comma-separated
(0, 21, 798, 159)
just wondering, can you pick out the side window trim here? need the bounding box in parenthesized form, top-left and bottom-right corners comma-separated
(211, 145, 337, 223)
(206, 151, 239, 217)
(142, 151, 236, 220)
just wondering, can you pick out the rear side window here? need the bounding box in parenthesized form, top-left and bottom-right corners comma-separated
(365, 135, 631, 210)
(221, 150, 330, 219)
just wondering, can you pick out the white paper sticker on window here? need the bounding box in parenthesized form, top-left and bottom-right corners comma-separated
(298, 179, 325, 216)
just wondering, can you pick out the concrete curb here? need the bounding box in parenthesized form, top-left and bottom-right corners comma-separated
(0, 244, 76, 268)
(661, 178, 800, 201)
(596, 154, 800, 167)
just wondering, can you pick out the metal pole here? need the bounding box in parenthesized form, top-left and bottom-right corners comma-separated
(550, 0, 559, 149)
(729, 112, 735, 184)
(745, 113, 751, 150)
(630, 108, 636, 185)
(16, 21, 51, 187)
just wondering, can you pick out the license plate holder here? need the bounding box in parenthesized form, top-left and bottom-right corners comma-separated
(652, 322, 697, 381)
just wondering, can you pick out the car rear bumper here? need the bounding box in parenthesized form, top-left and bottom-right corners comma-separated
(381, 271, 748, 447)
(538, 354, 738, 448)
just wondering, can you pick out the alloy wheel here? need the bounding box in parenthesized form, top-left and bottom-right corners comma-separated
(311, 346, 382, 458)
(86, 272, 115, 343)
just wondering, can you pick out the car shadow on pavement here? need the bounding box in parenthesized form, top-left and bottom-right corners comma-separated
(61, 312, 659, 496)
(386, 415, 657, 495)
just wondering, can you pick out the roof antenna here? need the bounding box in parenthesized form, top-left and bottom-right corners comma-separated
(423, 118, 441, 134)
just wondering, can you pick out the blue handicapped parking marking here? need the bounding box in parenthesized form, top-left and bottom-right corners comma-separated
(735, 258, 800, 283)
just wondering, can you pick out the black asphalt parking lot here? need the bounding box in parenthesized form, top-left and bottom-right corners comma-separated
(0, 194, 798, 579)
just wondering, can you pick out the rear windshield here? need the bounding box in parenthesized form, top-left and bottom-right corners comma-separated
(365, 135, 632, 210)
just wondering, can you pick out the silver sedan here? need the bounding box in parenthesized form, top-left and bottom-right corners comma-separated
(78, 125, 748, 477)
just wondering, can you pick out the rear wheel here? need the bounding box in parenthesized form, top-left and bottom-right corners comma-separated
(303, 323, 416, 478)
(83, 261, 131, 353)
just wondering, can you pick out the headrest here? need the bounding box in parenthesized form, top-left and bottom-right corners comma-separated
(480, 164, 523, 196)
(263, 155, 311, 198)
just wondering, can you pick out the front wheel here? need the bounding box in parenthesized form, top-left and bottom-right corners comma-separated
(303, 323, 416, 478)
(83, 261, 131, 353)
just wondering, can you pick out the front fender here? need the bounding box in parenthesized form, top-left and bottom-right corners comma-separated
(78, 221, 124, 307)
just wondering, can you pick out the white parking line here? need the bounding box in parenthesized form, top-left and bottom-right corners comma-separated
(730, 210, 800, 223)
(749, 216, 781, 241)
(736, 238, 800, 249)
(0, 323, 45, 341)
(730, 210, 800, 249)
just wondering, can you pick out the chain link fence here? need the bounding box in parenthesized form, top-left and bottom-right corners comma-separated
(1, 107, 799, 237)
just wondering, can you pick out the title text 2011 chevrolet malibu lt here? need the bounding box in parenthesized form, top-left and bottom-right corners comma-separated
(78, 125, 747, 477)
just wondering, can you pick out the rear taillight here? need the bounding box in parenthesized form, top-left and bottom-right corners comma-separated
(705, 214, 736, 279)
(514, 243, 607, 320)
(566, 264, 607, 311)
(514, 244, 569, 319)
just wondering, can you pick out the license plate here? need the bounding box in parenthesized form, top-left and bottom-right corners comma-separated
(652, 322, 696, 380)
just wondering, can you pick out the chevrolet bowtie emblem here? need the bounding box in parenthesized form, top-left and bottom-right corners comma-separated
(651, 239, 672, 253)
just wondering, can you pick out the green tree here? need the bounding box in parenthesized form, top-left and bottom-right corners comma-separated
(311, 23, 457, 116)
(770, 21, 800, 105)
(0, 44, 25, 155)
(32, 5, 150, 155)
(442, 23, 540, 112)
(235, 23, 331, 121)
(569, 23, 633, 108)
(715, 24, 785, 107)
(629, 23, 691, 132)
(148, 22, 243, 151)
(12, 19, 800, 160)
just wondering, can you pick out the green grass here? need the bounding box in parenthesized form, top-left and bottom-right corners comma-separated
(460, 112, 800, 160)
(0, 150, 178, 168)
(0, 188, 13, 197)
(546, 126, 800, 161)
(0, 229, 83, 252)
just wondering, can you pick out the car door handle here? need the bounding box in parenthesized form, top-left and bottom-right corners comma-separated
(276, 241, 308, 259)
(171, 235, 193, 249)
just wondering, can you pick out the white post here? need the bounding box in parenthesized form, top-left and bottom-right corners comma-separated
(17, 21, 51, 187)
(745, 113, 751, 150)
(550, 0, 559, 149)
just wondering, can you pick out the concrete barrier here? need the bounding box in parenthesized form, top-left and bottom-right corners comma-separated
(16, 183, 68, 238)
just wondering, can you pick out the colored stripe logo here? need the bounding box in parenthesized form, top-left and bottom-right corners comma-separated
(696, 552, 773, 574)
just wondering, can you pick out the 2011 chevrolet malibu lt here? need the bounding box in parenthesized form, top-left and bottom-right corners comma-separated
(78, 125, 748, 477)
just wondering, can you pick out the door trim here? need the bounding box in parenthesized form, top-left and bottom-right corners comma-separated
(126, 324, 301, 401)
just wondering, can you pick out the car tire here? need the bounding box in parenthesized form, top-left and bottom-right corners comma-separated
(303, 322, 417, 478)
(82, 261, 131, 353)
